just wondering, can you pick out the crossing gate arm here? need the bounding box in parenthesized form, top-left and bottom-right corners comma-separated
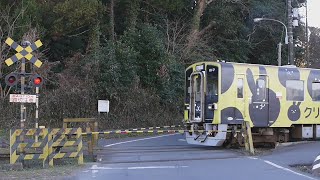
(82, 129, 242, 135)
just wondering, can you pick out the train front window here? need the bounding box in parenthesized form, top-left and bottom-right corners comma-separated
(237, 78, 243, 98)
(185, 68, 193, 103)
(206, 65, 219, 102)
(195, 75, 201, 101)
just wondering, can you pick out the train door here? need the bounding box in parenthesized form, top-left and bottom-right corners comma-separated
(189, 72, 205, 123)
(235, 74, 245, 120)
(205, 65, 218, 122)
(252, 75, 269, 127)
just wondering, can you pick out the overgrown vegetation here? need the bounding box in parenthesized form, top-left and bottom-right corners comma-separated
(0, 0, 316, 130)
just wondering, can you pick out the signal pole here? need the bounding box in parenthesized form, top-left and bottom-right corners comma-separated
(288, 0, 294, 65)
(20, 41, 30, 130)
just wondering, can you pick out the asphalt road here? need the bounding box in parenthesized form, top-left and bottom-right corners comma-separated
(65, 133, 320, 180)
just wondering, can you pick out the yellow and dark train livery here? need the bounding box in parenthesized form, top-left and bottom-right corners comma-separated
(184, 61, 320, 146)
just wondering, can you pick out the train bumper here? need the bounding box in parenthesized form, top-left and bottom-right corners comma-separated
(185, 124, 227, 146)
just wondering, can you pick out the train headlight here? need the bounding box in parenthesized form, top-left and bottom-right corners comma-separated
(208, 103, 218, 110)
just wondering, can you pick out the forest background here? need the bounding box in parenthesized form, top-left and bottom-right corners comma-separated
(0, 0, 319, 130)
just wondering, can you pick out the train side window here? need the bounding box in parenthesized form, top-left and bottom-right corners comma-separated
(256, 78, 266, 101)
(237, 78, 243, 98)
(286, 80, 304, 101)
(312, 82, 320, 101)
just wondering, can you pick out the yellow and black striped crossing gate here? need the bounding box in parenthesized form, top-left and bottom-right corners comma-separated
(10, 128, 49, 167)
(5, 37, 43, 67)
(48, 128, 83, 167)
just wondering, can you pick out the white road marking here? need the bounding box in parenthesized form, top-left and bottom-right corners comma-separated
(247, 157, 258, 160)
(247, 157, 316, 180)
(312, 163, 320, 170)
(91, 169, 99, 178)
(178, 139, 186, 142)
(263, 160, 316, 180)
(104, 133, 179, 147)
(90, 165, 188, 170)
(314, 155, 320, 162)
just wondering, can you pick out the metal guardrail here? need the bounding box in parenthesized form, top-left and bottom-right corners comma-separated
(9, 128, 83, 168)
(10, 128, 49, 167)
(48, 128, 83, 167)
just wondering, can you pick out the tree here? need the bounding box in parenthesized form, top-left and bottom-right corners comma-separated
(307, 27, 320, 68)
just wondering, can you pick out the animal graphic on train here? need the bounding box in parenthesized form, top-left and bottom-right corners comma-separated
(184, 61, 320, 146)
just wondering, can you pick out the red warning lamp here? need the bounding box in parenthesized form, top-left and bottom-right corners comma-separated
(8, 76, 16, 84)
(32, 74, 43, 87)
(5, 73, 18, 87)
(34, 77, 42, 85)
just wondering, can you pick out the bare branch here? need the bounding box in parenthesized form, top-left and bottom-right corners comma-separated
(207, 0, 214, 4)
(67, 29, 90, 37)
(198, 21, 216, 37)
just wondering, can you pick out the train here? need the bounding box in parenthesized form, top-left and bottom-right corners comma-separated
(183, 61, 320, 146)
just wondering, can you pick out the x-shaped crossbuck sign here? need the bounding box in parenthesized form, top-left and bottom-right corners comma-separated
(5, 37, 43, 68)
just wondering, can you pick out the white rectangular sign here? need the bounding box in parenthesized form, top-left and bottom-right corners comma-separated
(9, 94, 37, 103)
(98, 100, 109, 113)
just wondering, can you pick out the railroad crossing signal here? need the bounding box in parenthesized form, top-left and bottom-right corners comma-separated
(5, 73, 18, 87)
(31, 74, 43, 87)
(5, 37, 43, 68)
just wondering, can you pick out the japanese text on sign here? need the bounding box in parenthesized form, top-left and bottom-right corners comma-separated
(9, 94, 36, 103)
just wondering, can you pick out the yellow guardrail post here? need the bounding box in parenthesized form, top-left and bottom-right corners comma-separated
(93, 121, 98, 148)
(10, 129, 19, 165)
(242, 121, 254, 155)
(86, 126, 93, 158)
(48, 128, 53, 167)
(77, 127, 83, 165)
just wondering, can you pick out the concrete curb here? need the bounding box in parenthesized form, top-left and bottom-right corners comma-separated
(277, 141, 316, 147)
(0, 163, 23, 171)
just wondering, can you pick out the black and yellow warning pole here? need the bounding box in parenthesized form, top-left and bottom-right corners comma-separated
(35, 86, 39, 142)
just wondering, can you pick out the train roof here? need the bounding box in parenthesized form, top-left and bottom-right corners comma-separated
(186, 61, 320, 71)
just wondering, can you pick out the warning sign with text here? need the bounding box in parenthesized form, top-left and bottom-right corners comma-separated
(9, 94, 36, 103)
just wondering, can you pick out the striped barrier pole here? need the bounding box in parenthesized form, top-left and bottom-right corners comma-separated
(82, 129, 242, 136)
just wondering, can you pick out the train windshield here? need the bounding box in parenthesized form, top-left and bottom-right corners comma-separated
(206, 65, 219, 103)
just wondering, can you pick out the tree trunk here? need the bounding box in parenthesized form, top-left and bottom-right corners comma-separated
(182, 0, 214, 62)
(110, 0, 115, 42)
(125, 0, 139, 31)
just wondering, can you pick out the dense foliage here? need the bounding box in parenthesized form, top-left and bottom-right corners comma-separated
(0, 0, 315, 129)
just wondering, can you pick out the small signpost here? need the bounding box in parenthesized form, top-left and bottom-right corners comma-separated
(98, 100, 110, 113)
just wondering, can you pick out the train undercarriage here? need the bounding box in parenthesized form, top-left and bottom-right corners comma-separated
(185, 123, 319, 148)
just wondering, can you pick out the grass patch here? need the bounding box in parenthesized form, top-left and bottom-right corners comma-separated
(0, 158, 86, 180)
(291, 164, 316, 176)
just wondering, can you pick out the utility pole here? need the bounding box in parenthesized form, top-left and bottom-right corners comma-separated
(288, 0, 294, 65)
(305, 0, 309, 66)
(278, 42, 282, 66)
